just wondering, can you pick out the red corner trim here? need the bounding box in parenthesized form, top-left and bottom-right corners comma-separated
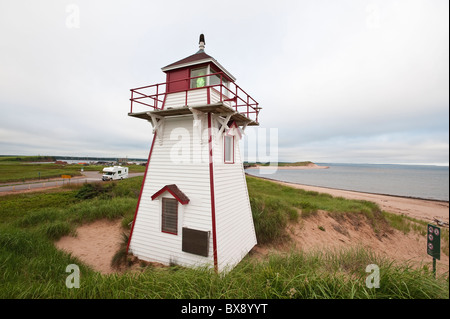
(126, 132, 157, 254)
(208, 112, 218, 272)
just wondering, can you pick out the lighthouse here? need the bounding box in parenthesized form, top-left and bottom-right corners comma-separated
(126, 35, 260, 272)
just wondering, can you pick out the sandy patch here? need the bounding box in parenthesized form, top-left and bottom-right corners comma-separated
(253, 211, 449, 275)
(55, 219, 125, 274)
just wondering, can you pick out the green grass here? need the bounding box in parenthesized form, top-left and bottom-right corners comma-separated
(0, 188, 80, 224)
(0, 159, 146, 183)
(1, 238, 447, 298)
(0, 155, 56, 162)
(0, 161, 84, 183)
(0, 175, 448, 299)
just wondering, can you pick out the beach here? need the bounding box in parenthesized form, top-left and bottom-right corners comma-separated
(261, 177, 449, 225)
(247, 163, 330, 170)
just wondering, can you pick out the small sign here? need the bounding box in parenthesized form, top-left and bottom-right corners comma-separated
(61, 175, 72, 179)
(427, 224, 440, 260)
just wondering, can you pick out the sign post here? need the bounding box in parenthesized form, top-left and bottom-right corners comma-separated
(427, 224, 441, 278)
(61, 175, 72, 185)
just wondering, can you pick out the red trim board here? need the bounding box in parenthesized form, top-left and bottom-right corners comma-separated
(208, 113, 218, 272)
(126, 132, 157, 254)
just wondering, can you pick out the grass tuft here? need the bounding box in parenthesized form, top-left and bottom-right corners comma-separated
(40, 221, 73, 240)
(111, 233, 130, 269)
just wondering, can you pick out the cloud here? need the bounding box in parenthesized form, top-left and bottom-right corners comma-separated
(0, 0, 448, 165)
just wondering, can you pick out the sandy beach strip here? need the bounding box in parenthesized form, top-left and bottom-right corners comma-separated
(246, 163, 330, 170)
(248, 175, 449, 225)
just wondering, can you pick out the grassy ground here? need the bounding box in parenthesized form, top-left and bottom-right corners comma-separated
(0, 175, 448, 299)
(0, 156, 146, 183)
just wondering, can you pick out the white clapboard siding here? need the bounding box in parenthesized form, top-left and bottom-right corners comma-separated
(164, 89, 209, 108)
(187, 88, 208, 106)
(164, 91, 186, 109)
(210, 88, 233, 108)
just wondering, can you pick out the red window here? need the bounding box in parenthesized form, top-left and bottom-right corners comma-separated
(162, 198, 178, 234)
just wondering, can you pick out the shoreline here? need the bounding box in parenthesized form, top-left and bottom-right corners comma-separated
(247, 174, 449, 224)
(245, 171, 448, 203)
(246, 163, 330, 170)
(248, 173, 448, 203)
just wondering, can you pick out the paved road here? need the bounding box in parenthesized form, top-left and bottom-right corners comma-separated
(0, 171, 145, 194)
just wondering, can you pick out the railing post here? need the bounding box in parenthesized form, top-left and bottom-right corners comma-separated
(207, 83, 211, 104)
(130, 90, 134, 113)
(235, 85, 238, 112)
(155, 84, 159, 110)
(247, 95, 249, 119)
(220, 74, 222, 102)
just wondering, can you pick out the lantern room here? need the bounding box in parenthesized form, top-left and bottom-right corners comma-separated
(162, 34, 235, 94)
(128, 34, 260, 127)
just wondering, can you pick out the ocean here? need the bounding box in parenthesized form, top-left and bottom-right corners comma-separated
(246, 163, 449, 201)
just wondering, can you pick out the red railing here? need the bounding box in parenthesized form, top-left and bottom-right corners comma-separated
(130, 72, 260, 124)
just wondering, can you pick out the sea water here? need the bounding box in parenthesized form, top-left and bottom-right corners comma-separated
(246, 163, 449, 201)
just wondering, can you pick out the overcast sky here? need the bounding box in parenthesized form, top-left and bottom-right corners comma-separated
(0, 0, 448, 164)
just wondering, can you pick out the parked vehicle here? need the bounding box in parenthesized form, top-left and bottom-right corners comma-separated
(102, 166, 128, 181)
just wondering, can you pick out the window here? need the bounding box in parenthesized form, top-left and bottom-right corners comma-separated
(224, 135, 234, 163)
(209, 68, 224, 85)
(209, 68, 229, 95)
(161, 198, 178, 234)
(190, 67, 207, 88)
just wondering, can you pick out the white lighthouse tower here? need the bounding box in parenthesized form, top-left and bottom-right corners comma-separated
(126, 35, 260, 272)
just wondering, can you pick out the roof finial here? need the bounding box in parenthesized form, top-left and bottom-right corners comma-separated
(199, 34, 205, 51)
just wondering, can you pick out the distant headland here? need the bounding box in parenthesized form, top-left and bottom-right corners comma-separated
(245, 161, 329, 170)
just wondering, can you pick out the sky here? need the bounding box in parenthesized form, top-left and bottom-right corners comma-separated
(0, 0, 448, 165)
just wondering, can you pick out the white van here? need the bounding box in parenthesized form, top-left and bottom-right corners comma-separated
(102, 166, 129, 181)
